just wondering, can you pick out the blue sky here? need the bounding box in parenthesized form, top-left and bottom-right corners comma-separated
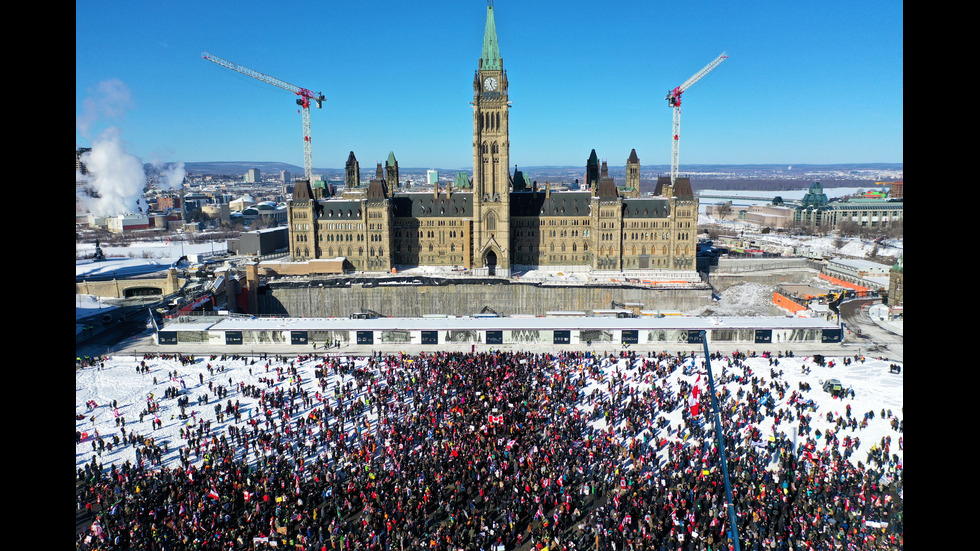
(76, 0, 903, 171)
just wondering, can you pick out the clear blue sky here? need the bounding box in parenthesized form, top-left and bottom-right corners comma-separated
(76, 0, 903, 170)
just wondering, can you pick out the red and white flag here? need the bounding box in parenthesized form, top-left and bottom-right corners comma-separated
(689, 375, 702, 416)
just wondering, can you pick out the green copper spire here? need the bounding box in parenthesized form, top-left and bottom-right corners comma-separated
(386, 151, 397, 167)
(481, 3, 501, 70)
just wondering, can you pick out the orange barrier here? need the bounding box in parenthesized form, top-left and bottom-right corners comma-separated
(772, 292, 807, 314)
(818, 274, 871, 297)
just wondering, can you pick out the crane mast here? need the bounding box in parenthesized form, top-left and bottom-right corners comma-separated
(202, 52, 325, 183)
(666, 52, 727, 186)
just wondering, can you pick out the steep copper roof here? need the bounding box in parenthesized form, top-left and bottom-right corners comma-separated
(654, 176, 695, 199)
(292, 180, 315, 201)
(672, 176, 694, 199)
(596, 177, 619, 199)
(366, 179, 389, 201)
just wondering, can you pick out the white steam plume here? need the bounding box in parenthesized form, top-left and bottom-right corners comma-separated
(76, 127, 147, 216)
(153, 160, 186, 191)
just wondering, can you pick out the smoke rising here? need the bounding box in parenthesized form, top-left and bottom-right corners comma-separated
(153, 160, 186, 191)
(76, 127, 147, 217)
(76, 79, 186, 217)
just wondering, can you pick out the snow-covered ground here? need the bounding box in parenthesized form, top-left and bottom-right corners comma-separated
(699, 224, 902, 263)
(689, 283, 786, 317)
(697, 186, 903, 261)
(76, 351, 903, 476)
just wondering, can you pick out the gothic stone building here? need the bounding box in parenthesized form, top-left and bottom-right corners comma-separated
(287, 5, 698, 276)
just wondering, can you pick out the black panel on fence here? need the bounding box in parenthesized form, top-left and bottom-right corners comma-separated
(486, 331, 503, 345)
(421, 331, 439, 345)
(158, 331, 178, 345)
(554, 330, 570, 344)
(622, 330, 639, 344)
(356, 331, 374, 345)
(225, 331, 243, 345)
(755, 329, 773, 344)
(822, 328, 842, 343)
(291, 331, 308, 345)
(687, 330, 704, 344)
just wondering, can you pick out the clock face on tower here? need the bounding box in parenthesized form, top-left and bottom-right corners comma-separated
(483, 76, 498, 92)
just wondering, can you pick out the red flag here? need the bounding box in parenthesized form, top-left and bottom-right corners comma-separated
(689, 375, 701, 416)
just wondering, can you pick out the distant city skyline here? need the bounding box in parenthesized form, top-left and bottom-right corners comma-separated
(76, 1, 903, 171)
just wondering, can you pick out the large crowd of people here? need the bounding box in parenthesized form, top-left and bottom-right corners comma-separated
(76, 349, 903, 550)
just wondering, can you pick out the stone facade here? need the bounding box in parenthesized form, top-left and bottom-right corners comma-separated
(286, 5, 698, 275)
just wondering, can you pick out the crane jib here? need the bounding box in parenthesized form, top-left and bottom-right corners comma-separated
(202, 51, 324, 182)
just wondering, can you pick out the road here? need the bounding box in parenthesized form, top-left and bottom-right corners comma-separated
(76, 313, 155, 360)
(839, 297, 903, 362)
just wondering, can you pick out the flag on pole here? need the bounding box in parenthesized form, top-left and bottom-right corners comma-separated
(689, 375, 702, 416)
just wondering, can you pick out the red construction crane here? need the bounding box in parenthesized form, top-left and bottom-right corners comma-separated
(202, 52, 325, 183)
(666, 52, 727, 186)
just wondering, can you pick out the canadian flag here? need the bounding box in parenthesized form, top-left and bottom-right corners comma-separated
(689, 375, 702, 416)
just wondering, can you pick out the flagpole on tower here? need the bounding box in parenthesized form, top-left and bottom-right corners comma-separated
(700, 330, 742, 551)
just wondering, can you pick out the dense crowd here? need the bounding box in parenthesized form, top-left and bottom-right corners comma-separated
(76, 350, 903, 550)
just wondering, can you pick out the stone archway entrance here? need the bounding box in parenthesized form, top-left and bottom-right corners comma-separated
(484, 250, 497, 276)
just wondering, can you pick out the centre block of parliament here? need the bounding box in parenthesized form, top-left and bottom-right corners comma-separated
(287, 5, 698, 278)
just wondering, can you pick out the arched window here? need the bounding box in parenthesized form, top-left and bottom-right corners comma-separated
(486, 211, 497, 231)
